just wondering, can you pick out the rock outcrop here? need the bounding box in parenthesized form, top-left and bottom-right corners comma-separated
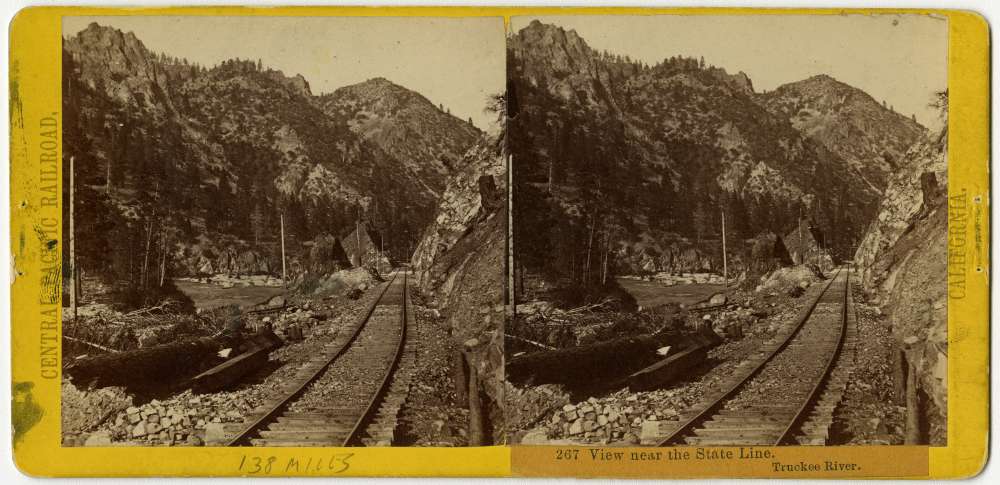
(852, 126, 948, 445)
(757, 74, 927, 193)
(411, 133, 506, 444)
(855, 128, 947, 291)
(411, 136, 504, 272)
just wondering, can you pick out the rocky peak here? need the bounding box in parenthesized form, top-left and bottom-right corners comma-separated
(510, 21, 625, 112)
(285, 73, 312, 97)
(318, 77, 482, 195)
(64, 23, 175, 110)
(757, 73, 927, 193)
(324, 77, 427, 114)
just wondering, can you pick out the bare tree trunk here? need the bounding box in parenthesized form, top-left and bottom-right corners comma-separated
(142, 220, 153, 289)
(159, 230, 167, 287)
(601, 230, 610, 285)
(585, 215, 595, 284)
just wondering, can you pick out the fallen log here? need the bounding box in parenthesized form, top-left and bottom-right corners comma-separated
(64, 334, 235, 389)
(190, 330, 283, 393)
(627, 345, 708, 391)
(625, 327, 724, 391)
(506, 327, 721, 388)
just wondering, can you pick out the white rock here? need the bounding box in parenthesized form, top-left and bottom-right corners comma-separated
(84, 431, 112, 447)
(204, 423, 227, 444)
(520, 429, 550, 445)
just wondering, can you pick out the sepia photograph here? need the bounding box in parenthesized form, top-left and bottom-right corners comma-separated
(506, 14, 948, 447)
(59, 15, 506, 447)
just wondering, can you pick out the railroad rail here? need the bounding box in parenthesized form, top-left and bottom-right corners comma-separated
(225, 271, 413, 446)
(656, 267, 855, 446)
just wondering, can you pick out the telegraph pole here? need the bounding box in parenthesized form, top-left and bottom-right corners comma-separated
(721, 209, 728, 289)
(279, 214, 287, 287)
(69, 155, 77, 321)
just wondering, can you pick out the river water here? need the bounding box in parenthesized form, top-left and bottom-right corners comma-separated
(172, 278, 286, 311)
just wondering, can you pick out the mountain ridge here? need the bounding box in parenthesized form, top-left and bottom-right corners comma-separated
(63, 22, 480, 285)
(510, 20, 906, 285)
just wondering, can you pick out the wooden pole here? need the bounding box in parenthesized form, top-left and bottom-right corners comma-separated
(508, 154, 515, 307)
(69, 155, 77, 321)
(721, 210, 728, 289)
(467, 352, 485, 446)
(280, 214, 287, 286)
(904, 359, 923, 444)
(797, 206, 802, 264)
(355, 212, 361, 267)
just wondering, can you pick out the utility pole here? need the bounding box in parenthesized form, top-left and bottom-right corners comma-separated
(280, 213, 287, 287)
(798, 205, 803, 265)
(721, 209, 728, 289)
(356, 218, 362, 268)
(69, 156, 77, 321)
(508, 154, 515, 308)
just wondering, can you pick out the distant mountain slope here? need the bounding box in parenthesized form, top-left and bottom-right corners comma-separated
(757, 74, 927, 193)
(318, 78, 482, 198)
(62, 23, 479, 286)
(510, 20, 889, 285)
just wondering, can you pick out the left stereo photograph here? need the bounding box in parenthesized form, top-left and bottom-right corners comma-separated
(58, 15, 507, 448)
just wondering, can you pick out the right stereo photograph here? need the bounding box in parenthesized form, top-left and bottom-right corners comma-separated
(505, 14, 948, 448)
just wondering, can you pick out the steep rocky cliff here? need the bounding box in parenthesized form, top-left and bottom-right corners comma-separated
(411, 135, 504, 272)
(852, 126, 948, 445)
(854, 128, 947, 290)
(410, 130, 506, 443)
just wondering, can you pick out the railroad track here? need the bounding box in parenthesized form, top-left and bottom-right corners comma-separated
(225, 271, 415, 447)
(656, 267, 855, 446)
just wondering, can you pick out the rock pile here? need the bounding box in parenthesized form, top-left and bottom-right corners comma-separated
(96, 390, 259, 446)
(519, 388, 695, 445)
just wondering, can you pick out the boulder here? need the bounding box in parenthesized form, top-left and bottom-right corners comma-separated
(84, 431, 112, 447)
(204, 423, 228, 445)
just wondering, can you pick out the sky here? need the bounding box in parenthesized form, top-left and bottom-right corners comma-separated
(512, 14, 948, 130)
(64, 16, 506, 131)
